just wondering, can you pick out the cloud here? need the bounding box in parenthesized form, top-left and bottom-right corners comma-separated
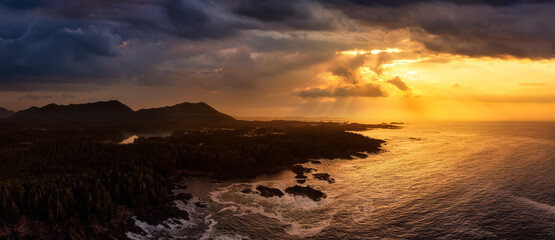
(297, 87, 333, 98)
(227, 0, 311, 22)
(329, 54, 367, 84)
(221, 47, 257, 89)
(0, 16, 124, 80)
(0, 8, 134, 86)
(321, 0, 554, 8)
(18, 94, 54, 101)
(297, 83, 387, 99)
(223, 0, 336, 30)
(321, 0, 555, 59)
(18, 95, 41, 101)
(153, 0, 252, 39)
(0, 0, 255, 87)
(387, 76, 411, 91)
(1, 0, 554, 97)
(18, 94, 76, 101)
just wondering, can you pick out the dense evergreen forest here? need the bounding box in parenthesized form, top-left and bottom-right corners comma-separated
(0, 122, 392, 238)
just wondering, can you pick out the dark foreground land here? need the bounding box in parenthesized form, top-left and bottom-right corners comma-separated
(0, 101, 397, 239)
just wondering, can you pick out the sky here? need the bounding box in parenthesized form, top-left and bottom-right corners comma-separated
(1, 0, 554, 121)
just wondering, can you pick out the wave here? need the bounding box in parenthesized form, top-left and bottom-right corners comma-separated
(514, 196, 555, 215)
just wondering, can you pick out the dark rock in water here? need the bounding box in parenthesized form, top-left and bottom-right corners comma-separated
(173, 193, 193, 202)
(285, 185, 327, 201)
(296, 179, 306, 184)
(352, 152, 368, 158)
(241, 188, 253, 194)
(291, 165, 315, 179)
(163, 218, 184, 229)
(313, 173, 335, 183)
(352, 152, 367, 158)
(134, 202, 190, 227)
(173, 182, 187, 189)
(310, 160, 322, 164)
(256, 185, 284, 198)
(195, 201, 207, 208)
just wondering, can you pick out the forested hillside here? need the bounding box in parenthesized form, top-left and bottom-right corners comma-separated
(0, 123, 385, 229)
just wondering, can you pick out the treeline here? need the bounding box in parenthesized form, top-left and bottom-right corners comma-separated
(160, 126, 385, 177)
(0, 128, 123, 147)
(0, 125, 384, 225)
(0, 140, 169, 223)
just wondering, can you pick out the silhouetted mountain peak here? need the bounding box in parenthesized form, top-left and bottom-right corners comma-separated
(11, 100, 135, 122)
(165, 102, 217, 112)
(139, 101, 235, 122)
(44, 103, 58, 108)
(8, 100, 235, 125)
(0, 107, 15, 119)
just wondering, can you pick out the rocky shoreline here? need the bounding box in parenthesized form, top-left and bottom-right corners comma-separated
(0, 156, 371, 240)
(124, 158, 344, 238)
(0, 151, 375, 240)
(125, 148, 370, 238)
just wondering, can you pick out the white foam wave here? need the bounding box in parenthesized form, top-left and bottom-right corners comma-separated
(125, 216, 192, 240)
(212, 234, 250, 240)
(218, 205, 238, 213)
(200, 214, 218, 240)
(285, 217, 333, 238)
(514, 196, 555, 215)
(204, 179, 335, 238)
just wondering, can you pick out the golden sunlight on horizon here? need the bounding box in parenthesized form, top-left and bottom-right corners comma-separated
(288, 49, 555, 122)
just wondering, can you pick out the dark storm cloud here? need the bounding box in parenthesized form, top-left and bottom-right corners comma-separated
(0, 0, 39, 10)
(221, 0, 334, 30)
(0, 0, 255, 86)
(321, 0, 554, 7)
(123, 0, 252, 39)
(321, 0, 555, 58)
(1, 0, 554, 91)
(0, 15, 124, 82)
(0, 0, 339, 88)
(298, 84, 387, 99)
(226, 0, 309, 22)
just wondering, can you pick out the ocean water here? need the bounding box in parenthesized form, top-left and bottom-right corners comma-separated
(128, 122, 555, 239)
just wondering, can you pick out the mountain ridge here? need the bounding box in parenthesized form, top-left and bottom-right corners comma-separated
(9, 100, 235, 124)
(0, 107, 14, 119)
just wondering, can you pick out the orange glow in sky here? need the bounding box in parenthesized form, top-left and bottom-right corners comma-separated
(2, 1, 554, 122)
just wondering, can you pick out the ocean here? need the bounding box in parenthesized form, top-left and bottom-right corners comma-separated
(128, 122, 555, 239)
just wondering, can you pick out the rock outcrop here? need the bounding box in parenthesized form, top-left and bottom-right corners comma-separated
(313, 173, 335, 183)
(256, 185, 284, 198)
(285, 185, 327, 201)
